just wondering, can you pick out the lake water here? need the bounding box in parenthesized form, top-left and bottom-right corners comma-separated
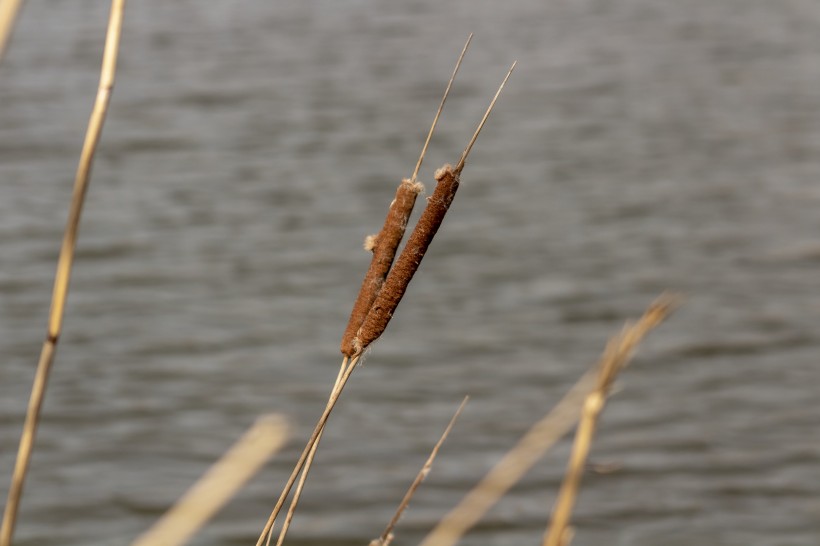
(2, 1, 820, 545)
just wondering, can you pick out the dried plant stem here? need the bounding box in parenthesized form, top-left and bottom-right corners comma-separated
(419, 295, 678, 546)
(256, 355, 360, 546)
(410, 33, 472, 183)
(131, 415, 289, 546)
(542, 295, 679, 546)
(0, 0, 23, 63)
(272, 360, 347, 546)
(455, 61, 516, 175)
(541, 392, 600, 546)
(419, 370, 595, 546)
(0, 2, 125, 544)
(354, 65, 515, 351)
(340, 35, 471, 357)
(370, 397, 469, 546)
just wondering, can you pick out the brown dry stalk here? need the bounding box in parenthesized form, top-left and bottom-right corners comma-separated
(411, 33, 473, 183)
(131, 415, 289, 546)
(419, 294, 678, 546)
(340, 35, 472, 357)
(455, 61, 516, 175)
(542, 295, 678, 546)
(354, 63, 515, 352)
(0, 1, 125, 544)
(0, 0, 23, 63)
(370, 397, 469, 546)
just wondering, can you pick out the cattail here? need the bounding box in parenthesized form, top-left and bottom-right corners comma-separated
(353, 164, 460, 353)
(339, 35, 473, 357)
(352, 62, 515, 353)
(340, 179, 423, 356)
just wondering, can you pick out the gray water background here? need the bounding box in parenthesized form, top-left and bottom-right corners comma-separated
(2, 1, 820, 544)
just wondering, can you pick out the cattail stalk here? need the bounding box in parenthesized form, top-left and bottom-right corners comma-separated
(354, 164, 460, 351)
(340, 34, 472, 357)
(255, 354, 360, 546)
(260, 49, 513, 546)
(0, 2, 125, 544)
(272, 360, 347, 546)
(275, 36, 474, 546)
(340, 179, 423, 356)
(354, 62, 516, 353)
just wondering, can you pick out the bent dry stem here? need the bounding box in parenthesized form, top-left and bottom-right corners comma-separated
(340, 33, 472, 358)
(420, 295, 678, 546)
(542, 295, 680, 546)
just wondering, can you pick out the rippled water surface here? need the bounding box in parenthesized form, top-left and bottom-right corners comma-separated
(2, 1, 820, 545)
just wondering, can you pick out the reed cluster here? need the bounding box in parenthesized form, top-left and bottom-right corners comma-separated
(0, 4, 678, 546)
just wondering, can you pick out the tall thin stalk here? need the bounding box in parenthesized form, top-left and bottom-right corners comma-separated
(542, 296, 679, 546)
(370, 397, 469, 546)
(0, 1, 126, 544)
(354, 62, 516, 352)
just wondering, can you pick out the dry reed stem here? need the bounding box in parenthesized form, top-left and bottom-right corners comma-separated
(0, 1, 125, 544)
(272, 360, 347, 546)
(256, 355, 360, 546)
(542, 295, 678, 546)
(455, 62, 516, 175)
(419, 294, 678, 546)
(0, 0, 23, 64)
(340, 35, 471, 357)
(355, 64, 515, 351)
(131, 415, 289, 546)
(370, 396, 469, 546)
(410, 33, 472, 183)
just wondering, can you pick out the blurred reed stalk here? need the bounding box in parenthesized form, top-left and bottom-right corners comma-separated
(369, 397, 469, 546)
(419, 295, 678, 546)
(257, 53, 515, 546)
(0, 1, 126, 544)
(0, 0, 23, 63)
(131, 415, 289, 546)
(542, 296, 679, 546)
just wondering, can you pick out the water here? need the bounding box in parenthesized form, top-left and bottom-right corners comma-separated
(2, 1, 820, 545)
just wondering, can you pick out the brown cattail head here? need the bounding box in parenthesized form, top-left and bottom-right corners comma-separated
(340, 178, 424, 356)
(353, 165, 460, 353)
